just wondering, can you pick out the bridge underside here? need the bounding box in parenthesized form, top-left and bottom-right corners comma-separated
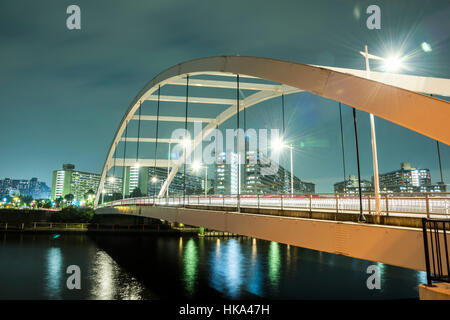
(96, 204, 449, 272)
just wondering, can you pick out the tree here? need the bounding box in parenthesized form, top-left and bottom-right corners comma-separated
(55, 197, 63, 208)
(20, 195, 33, 206)
(104, 192, 122, 202)
(130, 187, 143, 198)
(84, 189, 95, 201)
(84, 189, 95, 207)
(64, 193, 75, 206)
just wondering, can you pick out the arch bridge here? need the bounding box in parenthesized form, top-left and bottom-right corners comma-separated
(95, 56, 450, 272)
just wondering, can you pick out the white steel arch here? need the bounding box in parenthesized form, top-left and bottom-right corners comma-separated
(95, 56, 450, 206)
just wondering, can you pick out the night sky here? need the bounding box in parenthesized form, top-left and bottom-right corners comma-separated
(0, 0, 449, 192)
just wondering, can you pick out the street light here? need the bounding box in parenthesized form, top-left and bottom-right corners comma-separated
(383, 56, 404, 72)
(359, 49, 405, 72)
(182, 137, 191, 149)
(192, 161, 208, 196)
(272, 138, 295, 195)
(358, 45, 405, 216)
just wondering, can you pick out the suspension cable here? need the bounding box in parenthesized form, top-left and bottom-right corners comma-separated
(122, 120, 128, 199)
(112, 142, 117, 177)
(352, 108, 365, 222)
(136, 101, 142, 164)
(237, 74, 240, 210)
(154, 85, 161, 197)
(431, 94, 444, 185)
(339, 102, 347, 190)
(183, 75, 189, 203)
(281, 94, 285, 137)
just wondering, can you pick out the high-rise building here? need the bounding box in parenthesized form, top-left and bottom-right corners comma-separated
(215, 151, 315, 195)
(378, 162, 446, 193)
(0, 177, 50, 199)
(148, 167, 206, 196)
(215, 151, 240, 195)
(122, 166, 148, 197)
(51, 164, 121, 201)
(334, 174, 373, 194)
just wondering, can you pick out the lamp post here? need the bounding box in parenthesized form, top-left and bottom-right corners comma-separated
(167, 141, 171, 199)
(192, 162, 208, 196)
(360, 45, 381, 215)
(289, 144, 293, 195)
(151, 175, 158, 205)
(272, 139, 295, 195)
(359, 45, 404, 215)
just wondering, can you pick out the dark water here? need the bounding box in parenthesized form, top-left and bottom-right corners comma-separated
(0, 233, 426, 300)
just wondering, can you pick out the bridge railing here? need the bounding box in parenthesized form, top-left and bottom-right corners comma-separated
(99, 192, 450, 219)
(422, 218, 450, 285)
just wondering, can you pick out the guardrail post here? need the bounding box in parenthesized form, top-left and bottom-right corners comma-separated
(385, 194, 389, 217)
(21, 223, 24, 230)
(33, 222, 36, 230)
(5, 223, 7, 231)
(309, 194, 312, 213)
(335, 194, 339, 215)
(368, 194, 371, 215)
(223, 195, 225, 207)
(257, 194, 260, 209)
(425, 194, 430, 218)
(209, 195, 211, 206)
(280, 194, 283, 211)
(422, 218, 432, 286)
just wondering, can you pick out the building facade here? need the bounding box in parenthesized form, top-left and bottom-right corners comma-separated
(0, 177, 50, 199)
(122, 166, 148, 197)
(334, 174, 373, 194)
(51, 164, 121, 202)
(215, 151, 315, 195)
(148, 167, 207, 196)
(378, 162, 446, 193)
(334, 163, 446, 194)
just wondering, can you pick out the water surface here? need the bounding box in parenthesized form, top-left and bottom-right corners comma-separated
(0, 233, 426, 299)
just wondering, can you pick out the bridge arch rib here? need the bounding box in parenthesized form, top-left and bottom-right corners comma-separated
(95, 56, 450, 206)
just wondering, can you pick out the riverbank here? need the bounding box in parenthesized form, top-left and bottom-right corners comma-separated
(0, 221, 200, 235)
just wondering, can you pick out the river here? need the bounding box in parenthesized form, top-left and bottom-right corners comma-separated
(0, 232, 426, 299)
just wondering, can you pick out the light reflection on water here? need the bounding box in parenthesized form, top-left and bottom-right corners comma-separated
(183, 238, 198, 297)
(187, 236, 425, 299)
(0, 233, 428, 300)
(88, 249, 150, 300)
(45, 247, 63, 299)
(0, 234, 153, 300)
(268, 241, 281, 290)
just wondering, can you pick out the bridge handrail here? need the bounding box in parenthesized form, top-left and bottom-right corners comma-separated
(98, 192, 450, 218)
(422, 218, 450, 285)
